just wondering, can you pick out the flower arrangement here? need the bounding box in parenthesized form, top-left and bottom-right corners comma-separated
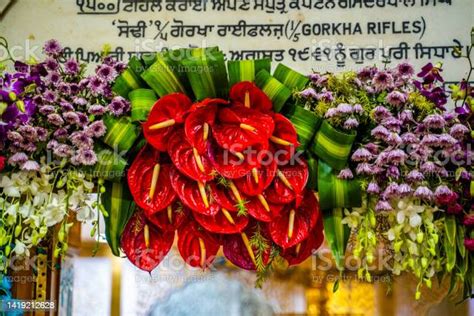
(0, 38, 129, 271)
(297, 59, 473, 299)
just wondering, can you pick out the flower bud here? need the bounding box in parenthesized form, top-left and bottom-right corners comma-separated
(14, 226, 22, 238)
(425, 278, 432, 288)
(16, 100, 25, 112)
(415, 291, 421, 300)
(416, 232, 424, 244)
(5, 245, 11, 256)
(58, 230, 65, 242)
(0, 102, 7, 115)
(8, 91, 16, 101)
(421, 257, 428, 268)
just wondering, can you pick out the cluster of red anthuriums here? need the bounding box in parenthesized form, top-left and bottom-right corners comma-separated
(122, 82, 324, 273)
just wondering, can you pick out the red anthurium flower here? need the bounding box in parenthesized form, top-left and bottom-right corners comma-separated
(265, 160, 309, 206)
(281, 216, 324, 266)
(128, 145, 177, 216)
(146, 201, 190, 232)
(212, 106, 274, 152)
(169, 166, 219, 216)
(207, 141, 261, 179)
(0, 156, 5, 172)
(168, 130, 216, 182)
(233, 152, 277, 196)
(222, 223, 271, 271)
(121, 211, 175, 272)
(185, 103, 218, 154)
(193, 207, 249, 234)
(143, 93, 193, 151)
(190, 98, 229, 111)
(177, 220, 220, 269)
(270, 114, 299, 161)
(209, 181, 241, 212)
(269, 189, 320, 249)
(245, 196, 283, 223)
(229, 81, 272, 112)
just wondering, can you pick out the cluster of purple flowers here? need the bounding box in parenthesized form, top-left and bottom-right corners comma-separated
(349, 62, 469, 215)
(0, 39, 128, 169)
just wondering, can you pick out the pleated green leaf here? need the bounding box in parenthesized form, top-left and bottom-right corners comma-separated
(103, 115, 140, 153)
(227, 59, 271, 86)
(129, 88, 157, 122)
(255, 69, 292, 112)
(311, 120, 356, 171)
(318, 160, 361, 211)
(306, 153, 318, 190)
(102, 181, 136, 256)
(323, 207, 350, 271)
(444, 215, 457, 272)
(141, 53, 187, 97)
(182, 51, 229, 100)
(87, 146, 128, 181)
(282, 103, 321, 150)
(273, 63, 309, 91)
(112, 56, 147, 98)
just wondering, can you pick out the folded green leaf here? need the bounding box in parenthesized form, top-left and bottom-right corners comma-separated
(103, 115, 140, 153)
(112, 56, 147, 98)
(273, 63, 309, 91)
(318, 160, 362, 211)
(141, 53, 186, 97)
(129, 88, 157, 122)
(444, 215, 457, 272)
(282, 103, 321, 149)
(255, 69, 292, 112)
(102, 181, 136, 256)
(311, 120, 356, 171)
(227, 59, 271, 86)
(323, 207, 350, 271)
(306, 153, 318, 190)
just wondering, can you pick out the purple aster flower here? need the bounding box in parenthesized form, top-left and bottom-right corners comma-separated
(47, 139, 59, 150)
(375, 151, 390, 166)
(44, 57, 59, 71)
(7, 131, 23, 143)
(343, 118, 359, 130)
(398, 183, 412, 196)
(21, 160, 40, 171)
(352, 104, 364, 114)
(365, 143, 379, 155)
(8, 152, 28, 166)
(96, 64, 116, 81)
(386, 133, 402, 146)
(88, 104, 106, 116)
(76, 112, 89, 126)
(87, 76, 104, 95)
(401, 132, 418, 144)
(71, 131, 93, 148)
(324, 108, 338, 118)
(371, 125, 390, 140)
(367, 182, 380, 194)
(46, 71, 61, 84)
(357, 66, 377, 81)
(387, 166, 400, 179)
(308, 73, 320, 82)
(316, 75, 328, 86)
(35, 127, 48, 141)
(383, 117, 403, 133)
(382, 183, 399, 199)
(449, 124, 469, 139)
(65, 58, 80, 75)
(60, 101, 74, 112)
(58, 82, 71, 95)
(336, 103, 353, 114)
(43, 90, 57, 103)
(438, 133, 457, 147)
(69, 83, 81, 95)
(39, 105, 55, 115)
(47, 113, 64, 126)
(114, 62, 127, 73)
(73, 148, 97, 166)
(434, 185, 456, 205)
(386, 91, 407, 106)
(373, 71, 394, 91)
(356, 163, 373, 175)
(299, 88, 317, 99)
(337, 168, 354, 180)
(73, 97, 88, 106)
(43, 39, 63, 57)
(18, 125, 37, 142)
(316, 91, 334, 102)
(414, 186, 433, 200)
(387, 149, 407, 165)
(53, 144, 73, 158)
(375, 200, 392, 212)
(406, 170, 424, 183)
(86, 120, 107, 138)
(420, 161, 437, 175)
(63, 111, 79, 125)
(396, 62, 414, 78)
(373, 106, 391, 121)
(421, 134, 440, 146)
(423, 114, 446, 129)
(399, 110, 413, 123)
(351, 148, 373, 162)
(53, 128, 68, 140)
(107, 96, 129, 116)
